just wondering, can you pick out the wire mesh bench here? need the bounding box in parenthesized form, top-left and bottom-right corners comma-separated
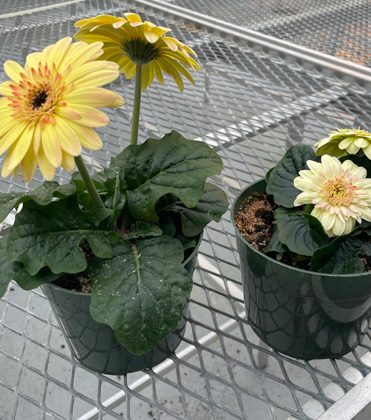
(0, 1, 371, 419)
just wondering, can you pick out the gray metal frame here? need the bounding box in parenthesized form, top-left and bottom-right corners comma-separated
(0, 1, 371, 419)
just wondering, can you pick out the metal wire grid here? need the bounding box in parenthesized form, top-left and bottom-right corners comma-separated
(1, 0, 75, 15)
(0, 1, 371, 419)
(0, 0, 123, 34)
(159, 0, 371, 68)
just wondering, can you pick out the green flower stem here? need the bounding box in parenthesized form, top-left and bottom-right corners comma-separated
(74, 155, 105, 209)
(130, 62, 143, 145)
(303, 204, 314, 214)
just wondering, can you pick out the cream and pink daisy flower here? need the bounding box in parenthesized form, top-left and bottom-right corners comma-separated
(0, 37, 124, 181)
(293, 155, 371, 237)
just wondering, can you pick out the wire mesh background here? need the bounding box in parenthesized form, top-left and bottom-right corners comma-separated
(162, 0, 371, 68)
(0, 0, 371, 419)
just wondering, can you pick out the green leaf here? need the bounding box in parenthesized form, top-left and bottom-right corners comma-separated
(356, 220, 371, 236)
(158, 183, 229, 237)
(0, 237, 57, 297)
(0, 181, 76, 224)
(176, 234, 199, 252)
(124, 221, 162, 239)
(0, 237, 24, 297)
(71, 171, 105, 192)
(14, 267, 59, 291)
(89, 236, 192, 355)
(274, 206, 304, 218)
(265, 226, 289, 253)
(266, 145, 316, 207)
(103, 161, 127, 211)
(277, 213, 328, 256)
(156, 194, 178, 237)
(265, 167, 274, 183)
(311, 235, 364, 274)
(7, 196, 117, 275)
(116, 130, 224, 222)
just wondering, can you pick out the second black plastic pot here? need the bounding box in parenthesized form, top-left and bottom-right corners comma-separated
(232, 180, 371, 360)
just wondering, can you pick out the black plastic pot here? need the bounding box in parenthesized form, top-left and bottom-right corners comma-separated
(232, 180, 371, 360)
(42, 234, 202, 374)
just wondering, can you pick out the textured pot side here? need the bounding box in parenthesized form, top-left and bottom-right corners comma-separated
(232, 180, 371, 360)
(42, 233, 202, 374)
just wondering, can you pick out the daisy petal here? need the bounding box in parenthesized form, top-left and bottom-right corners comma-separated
(4, 61, 25, 83)
(41, 123, 62, 168)
(37, 143, 56, 181)
(65, 120, 103, 150)
(21, 143, 38, 182)
(53, 115, 82, 156)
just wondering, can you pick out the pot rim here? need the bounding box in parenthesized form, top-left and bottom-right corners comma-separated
(231, 178, 371, 279)
(44, 231, 204, 296)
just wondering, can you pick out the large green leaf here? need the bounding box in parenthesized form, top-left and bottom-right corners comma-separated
(311, 235, 364, 274)
(7, 196, 117, 275)
(89, 236, 192, 355)
(266, 145, 315, 207)
(158, 183, 229, 237)
(116, 131, 224, 221)
(0, 181, 76, 224)
(0, 237, 58, 297)
(276, 213, 328, 256)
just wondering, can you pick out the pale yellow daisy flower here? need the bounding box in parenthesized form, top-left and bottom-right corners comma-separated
(0, 37, 124, 181)
(293, 155, 371, 237)
(315, 128, 371, 159)
(74, 13, 202, 91)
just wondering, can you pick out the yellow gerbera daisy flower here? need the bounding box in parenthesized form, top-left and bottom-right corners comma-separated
(74, 13, 202, 91)
(293, 155, 371, 237)
(315, 128, 371, 159)
(0, 37, 124, 181)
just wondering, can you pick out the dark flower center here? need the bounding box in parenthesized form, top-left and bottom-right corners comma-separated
(30, 89, 49, 110)
(122, 38, 160, 64)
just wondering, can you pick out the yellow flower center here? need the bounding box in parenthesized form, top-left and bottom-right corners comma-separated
(339, 128, 371, 136)
(9, 62, 69, 126)
(321, 177, 356, 206)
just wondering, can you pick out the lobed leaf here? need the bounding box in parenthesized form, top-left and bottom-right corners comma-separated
(277, 213, 328, 256)
(7, 196, 117, 275)
(311, 235, 364, 274)
(0, 237, 57, 297)
(89, 236, 192, 355)
(0, 181, 76, 224)
(158, 183, 229, 237)
(116, 131, 224, 222)
(266, 145, 315, 207)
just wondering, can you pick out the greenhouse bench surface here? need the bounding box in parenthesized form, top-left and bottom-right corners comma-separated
(0, 0, 371, 419)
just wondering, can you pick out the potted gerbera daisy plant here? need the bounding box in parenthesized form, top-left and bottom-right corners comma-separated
(0, 13, 228, 374)
(232, 129, 371, 360)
